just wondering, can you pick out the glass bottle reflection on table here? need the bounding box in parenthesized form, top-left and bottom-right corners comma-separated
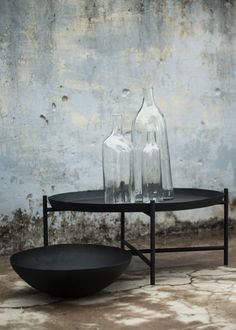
(103, 114, 133, 203)
(142, 131, 162, 203)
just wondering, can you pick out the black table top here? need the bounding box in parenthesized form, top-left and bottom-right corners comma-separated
(48, 188, 225, 213)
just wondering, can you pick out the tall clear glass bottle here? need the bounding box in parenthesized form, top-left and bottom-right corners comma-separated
(103, 114, 133, 203)
(142, 131, 162, 202)
(131, 87, 173, 201)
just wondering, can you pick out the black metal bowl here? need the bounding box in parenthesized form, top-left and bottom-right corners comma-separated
(10, 244, 132, 298)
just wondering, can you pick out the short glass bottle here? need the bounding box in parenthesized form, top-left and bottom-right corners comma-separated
(102, 114, 133, 203)
(142, 131, 162, 202)
(131, 87, 173, 201)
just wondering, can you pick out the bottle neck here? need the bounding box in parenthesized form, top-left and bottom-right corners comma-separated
(143, 87, 155, 107)
(112, 114, 122, 134)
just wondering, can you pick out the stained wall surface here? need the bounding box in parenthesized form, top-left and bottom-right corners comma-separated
(1, 0, 236, 253)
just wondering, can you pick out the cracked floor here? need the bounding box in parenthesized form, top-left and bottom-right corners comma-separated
(1, 231, 236, 330)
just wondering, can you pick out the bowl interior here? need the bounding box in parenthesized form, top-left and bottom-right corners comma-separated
(10, 244, 131, 271)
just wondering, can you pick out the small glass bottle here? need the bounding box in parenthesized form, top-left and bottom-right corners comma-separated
(132, 87, 173, 201)
(102, 114, 133, 203)
(142, 131, 162, 202)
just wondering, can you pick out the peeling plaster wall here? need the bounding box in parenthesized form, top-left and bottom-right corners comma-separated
(1, 0, 236, 253)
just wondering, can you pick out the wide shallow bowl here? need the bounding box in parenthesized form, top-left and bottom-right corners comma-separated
(10, 244, 132, 297)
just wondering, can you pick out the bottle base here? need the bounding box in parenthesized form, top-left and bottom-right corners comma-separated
(162, 189, 174, 200)
(134, 193, 143, 203)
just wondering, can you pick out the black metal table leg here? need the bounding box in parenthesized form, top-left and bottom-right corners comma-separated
(224, 188, 229, 265)
(43, 195, 48, 246)
(121, 211, 125, 249)
(150, 200, 156, 285)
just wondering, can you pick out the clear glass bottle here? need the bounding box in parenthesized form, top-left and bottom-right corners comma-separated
(102, 114, 133, 203)
(142, 131, 162, 202)
(131, 87, 173, 201)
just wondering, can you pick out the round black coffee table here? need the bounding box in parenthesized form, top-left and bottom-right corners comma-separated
(43, 188, 229, 285)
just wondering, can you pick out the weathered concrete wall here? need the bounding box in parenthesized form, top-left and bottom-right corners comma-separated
(1, 0, 236, 253)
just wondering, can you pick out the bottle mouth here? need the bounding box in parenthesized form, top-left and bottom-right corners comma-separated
(112, 113, 122, 117)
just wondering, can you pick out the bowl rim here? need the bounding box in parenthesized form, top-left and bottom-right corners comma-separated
(10, 243, 132, 272)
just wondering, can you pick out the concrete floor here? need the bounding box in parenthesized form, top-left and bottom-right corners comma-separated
(1, 231, 236, 330)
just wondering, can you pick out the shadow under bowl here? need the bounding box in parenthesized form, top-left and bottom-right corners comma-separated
(10, 244, 132, 298)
